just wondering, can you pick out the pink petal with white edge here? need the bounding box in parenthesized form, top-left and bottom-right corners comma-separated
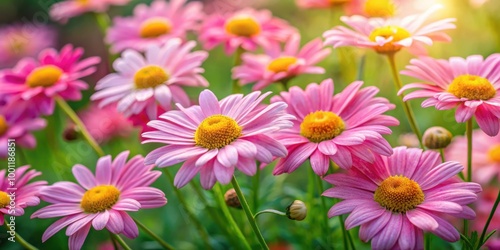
(68, 222, 91, 250)
(72, 164, 97, 190)
(406, 208, 439, 231)
(106, 210, 124, 234)
(371, 212, 402, 250)
(214, 160, 234, 184)
(310, 149, 329, 176)
(174, 158, 199, 188)
(92, 210, 110, 230)
(345, 205, 385, 229)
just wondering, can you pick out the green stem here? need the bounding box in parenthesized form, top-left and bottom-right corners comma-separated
(252, 166, 260, 212)
(109, 231, 119, 250)
(162, 169, 212, 249)
(133, 218, 175, 250)
(2, 224, 38, 250)
(232, 47, 245, 94)
(55, 96, 105, 157)
(337, 214, 348, 250)
(478, 189, 500, 248)
(306, 167, 316, 249)
(387, 53, 424, 148)
(254, 209, 286, 219)
(231, 176, 269, 250)
(111, 234, 132, 250)
(315, 174, 331, 248)
(466, 118, 473, 182)
(425, 233, 431, 250)
(94, 13, 111, 35)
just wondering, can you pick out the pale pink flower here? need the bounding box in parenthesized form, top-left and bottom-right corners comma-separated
(0, 44, 101, 117)
(32, 151, 167, 250)
(91, 40, 207, 119)
(399, 54, 500, 136)
(199, 8, 296, 55)
(271, 79, 398, 175)
(323, 5, 455, 55)
(0, 166, 47, 225)
(142, 89, 294, 189)
(446, 129, 500, 183)
(233, 34, 331, 90)
(296, 0, 362, 12)
(106, 0, 204, 53)
(50, 0, 131, 23)
(0, 23, 56, 68)
(0, 108, 46, 158)
(324, 147, 481, 249)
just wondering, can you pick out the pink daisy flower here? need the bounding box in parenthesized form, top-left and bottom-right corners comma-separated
(91, 40, 207, 119)
(199, 8, 297, 55)
(447, 129, 500, 183)
(31, 151, 167, 250)
(0, 23, 56, 68)
(0, 44, 101, 116)
(0, 108, 46, 158)
(323, 5, 456, 55)
(323, 147, 481, 249)
(142, 89, 294, 189)
(50, 0, 131, 23)
(232, 33, 331, 91)
(271, 79, 399, 175)
(0, 166, 47, 225)
(106, 0, 204, 53)
(399, 54, 500, 136)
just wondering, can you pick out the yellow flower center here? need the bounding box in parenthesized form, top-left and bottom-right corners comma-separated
(267, 56, 298, 73)
(80, 185, 120, 214)
(194, 115, 242, 149)
(447, 75, 496, 100)
(488, 145, 500, 163)
(8, 36, 27, 55)
(225, 16, 261, 37)
(134, 65, 169, 89)
(0, 191, 10, 208)
(26, 65, 63, 88)
(300, 111, 345, 143)
(328, 0, 351, 5)
(368, 26, 411, 54)
(0, 116, 8, 136)
(374, 175, 425, 213)
(363, 0, 396, 17)
(139, 18, 172, 38)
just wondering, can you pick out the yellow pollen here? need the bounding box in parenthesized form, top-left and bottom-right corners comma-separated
(225, 16, 261, 37)
(374, 175, 425, 213)
(300, 111, 345, 143)
(139, 18, 172, 38)
(26, 65, 63, 88)
(363, 0, 396, 17)
(328, 0, 351, 5)
(0, 191, 10, 208)
(267, 56, 298, 73)
(447, 75, 496, 100)
(368, 26, 411, 54)
(0, 116, 8, 136)
(134, 65, 169, 89)
(488, 145, 500, 163)
(80, 185, 120, 214)
(195, 115, 242, 149)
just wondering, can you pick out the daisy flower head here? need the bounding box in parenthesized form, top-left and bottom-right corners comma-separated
(31, 151, 167, 250)
(399, 54, 500, 136)
(142, 89, 295, 189)
(323, 147, 481, 249)
(323, 5, 456, 55)
(447, 129, 500, 183)
(0, 44, 101, 117)
(50, 0, 131, 23)
(91, 39, 208, 119)
(0, 23, 56, 68)
(232, 33, 331, 91)
(0, 166, 47, 225)
(199, 8, 297, 55)
(106, 0, 204, 53)
(271, 79, 399, 175)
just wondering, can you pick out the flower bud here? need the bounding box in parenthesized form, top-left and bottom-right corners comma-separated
(423, 126, 452, 149)
(63, 124, 79, 141)
(224, 188, 241, 209)
(286, 200, 307, 221)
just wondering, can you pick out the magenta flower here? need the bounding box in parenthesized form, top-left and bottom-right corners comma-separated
(271, 79, 398, 175)
(31, 151, 167, 250)
(0, 166, 47, 225)
(0, 23, 56, 68)
(91, 40, 207, 119)
(323, 5, 455, 55)
(143, 89, 294, 189)
(232, 34, 331, 90)
(399, 54, 500, 136)
(447, 129, 500, 183)
(199, 8, 296, 55)
(0, 44, 101, 117)
(50, 0, 131, 23)
(106, 0, 204, 53)
(323, 147, 481, 249)
(0, 108, 46, 158)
